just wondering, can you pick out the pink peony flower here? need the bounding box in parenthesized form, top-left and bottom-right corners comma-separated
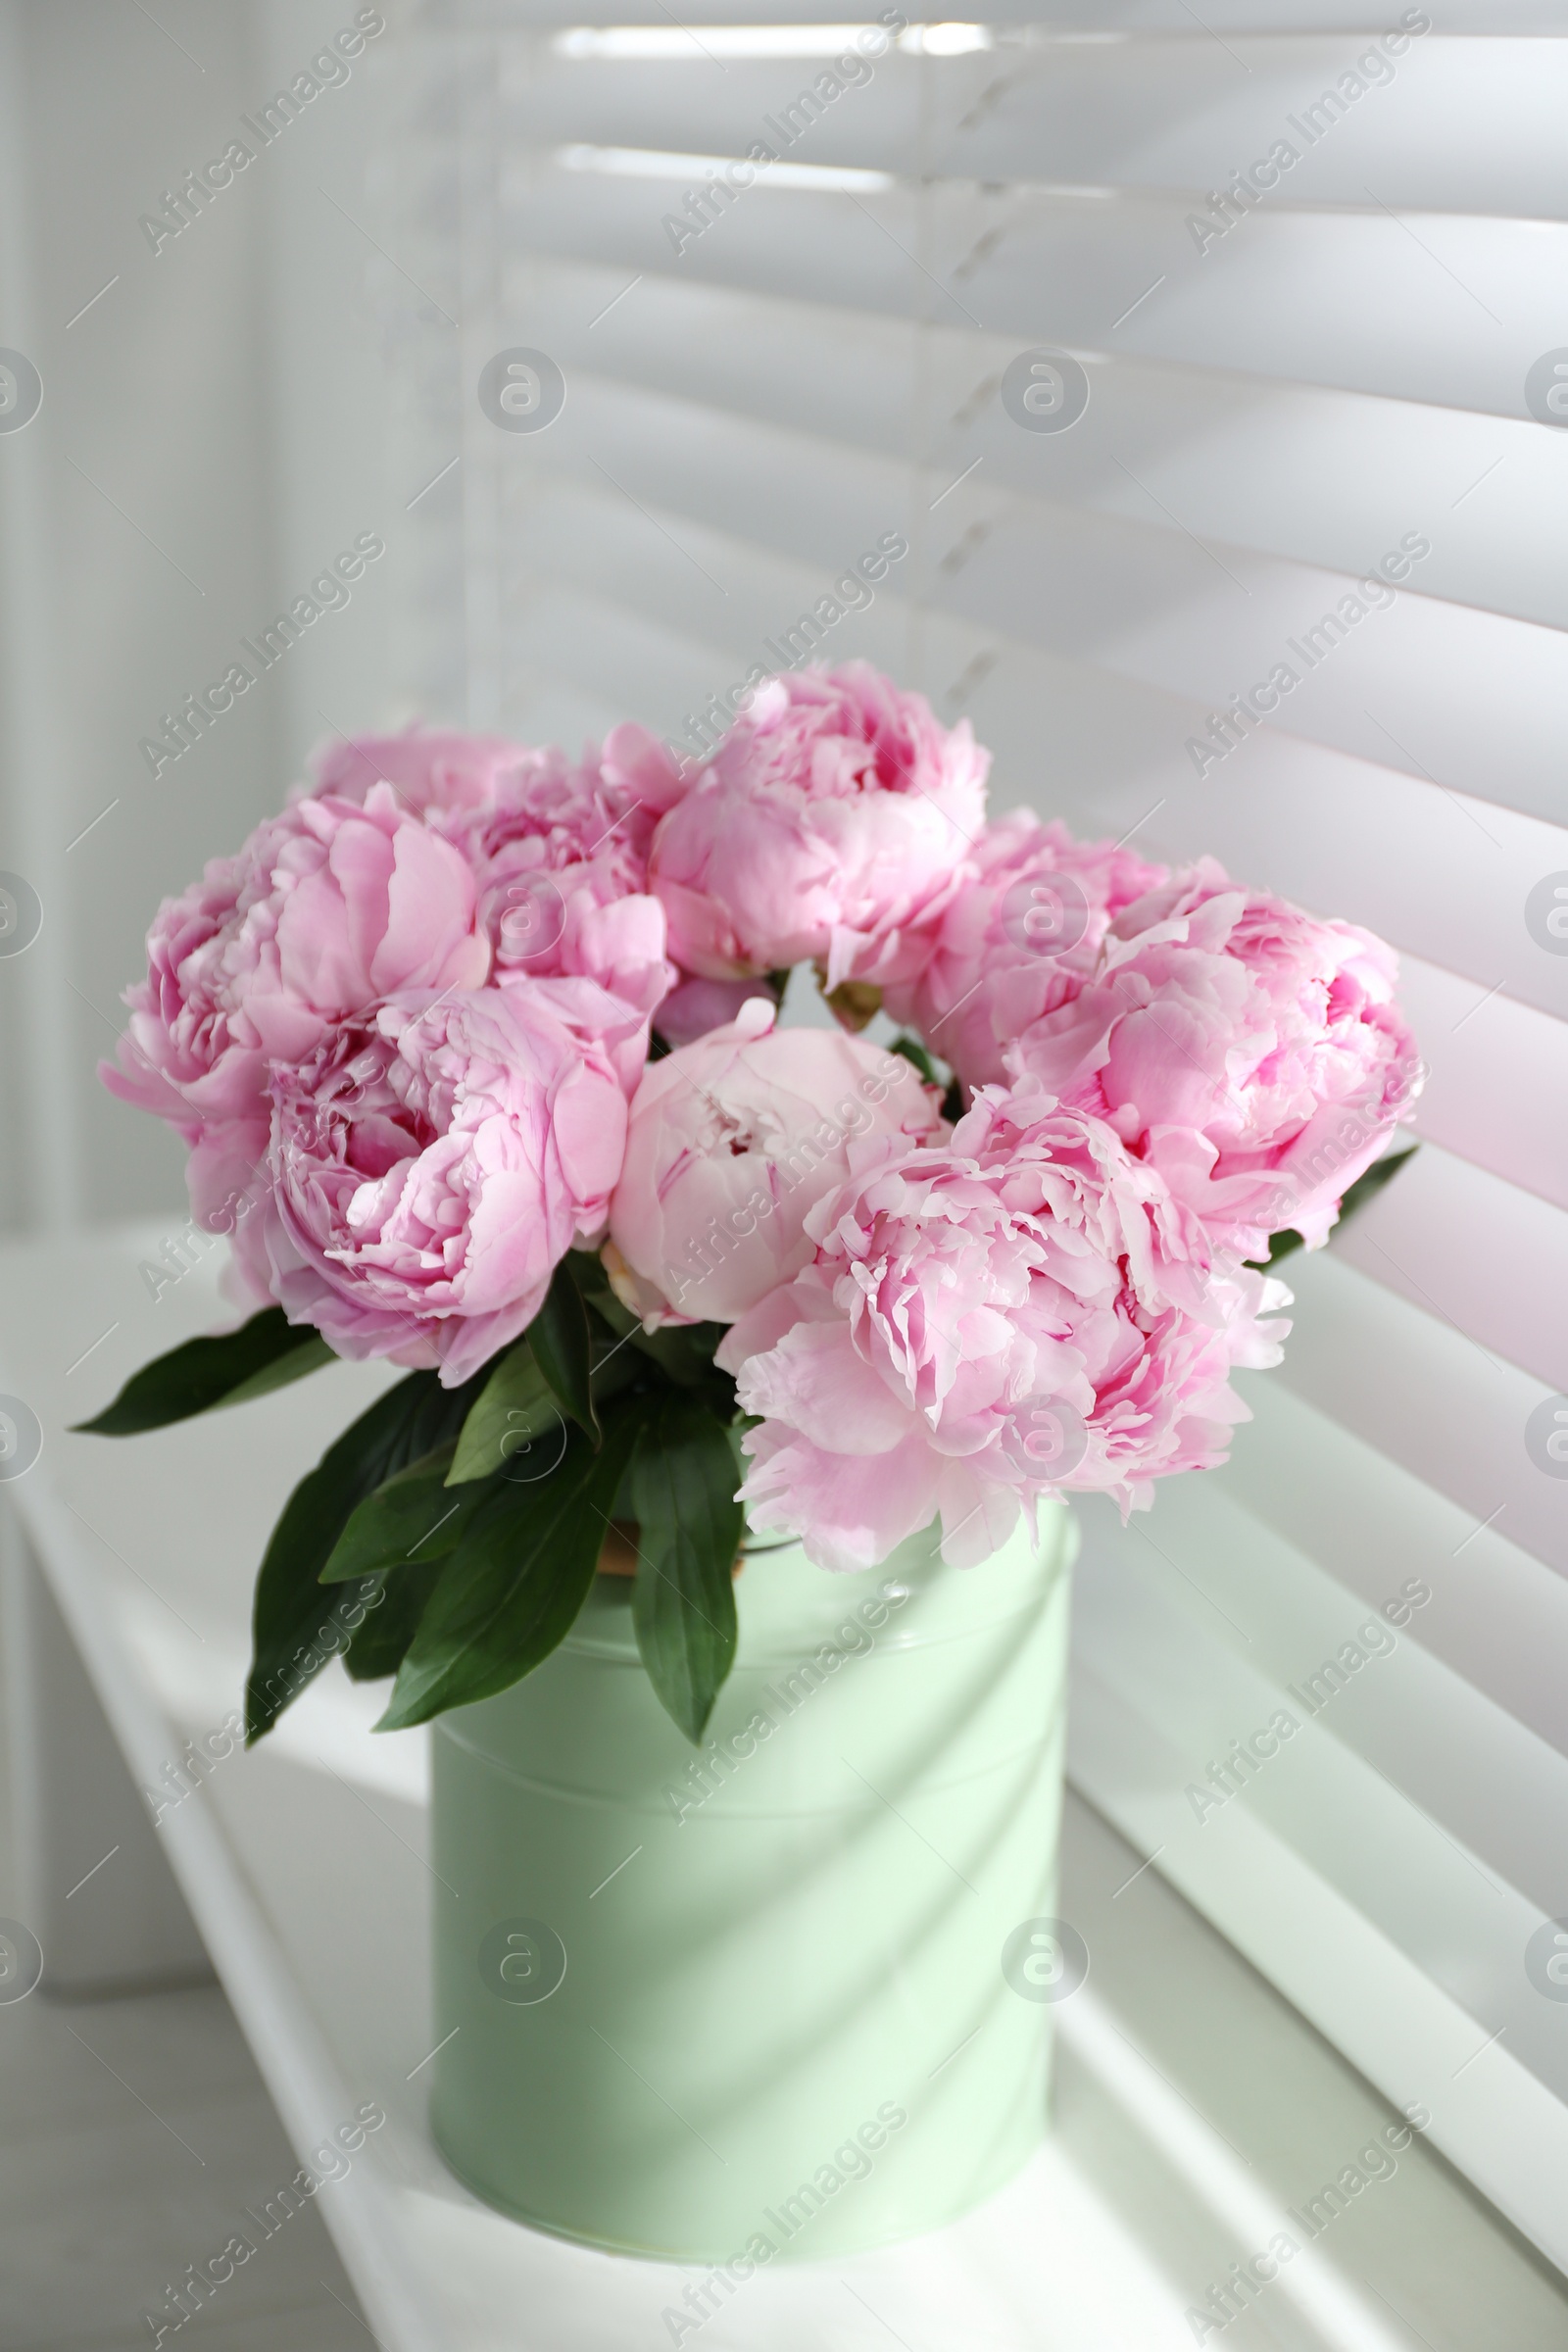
(308, 726, 538, 817)
(717, 1077, 1290, 1572)
(885, 810, 1168, 1092)
(103, 785, 490, 1230)
(606, 998, 947, 1326)
(597, 720, 696, 839)
(1007, 860, 1421, 1255)
(648, 662, 989, 990)
(429, 739, 675, 1023)
(247, 979, 645, 1386)
(311, 718, 691, 846)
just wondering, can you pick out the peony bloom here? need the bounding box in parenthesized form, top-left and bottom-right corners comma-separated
(103, 785, 490, 1230)
(648, 662, 989, 991)
(309, 725, 538, 817)
(886, 810, 1168, 1092)
(717, 1077, 1290, 1572)
(248, 980, 645, 1386)
(429, 738, 675, 1024)
(1007, 860, 1421, 1256)
(311, 717, 691, 847)
(606, 998, 946, 1326)
(597, 719, 696, 842)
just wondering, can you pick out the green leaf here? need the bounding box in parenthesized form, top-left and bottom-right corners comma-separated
(589, 1344, 646, 1414)
(446, 1346, 562, 1485)
(567, 1263, 734, 1403)
(321, 1446, 492, 1581)
(623, 1320, 729, 1390)
(246, 1376, 432, 1743)
(221, 1336, 336, 1405)
(74, 1307, 332, 1436)
(244, 1367, 486, 1743)
(527, 1261, 600, 1446)
(567, 1278, 724, 1407)
(375, 1404, 643, 1731)
(341, 1564, 444, 1683)
(631, 1395, 743, 1744)
(561, 1245, 618, 1304)
(1257, 1145, 1420, 1269)
(565, 1262, 736, 1412)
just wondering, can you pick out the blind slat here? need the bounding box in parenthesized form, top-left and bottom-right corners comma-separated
(1073, 1501, 1564, 2028)
(1269, 1249, 1568, 1577)
(1396, 955, 1568, 1209)
(428, 2, 1568, 37)
(501, 256, 1568, 635)
(1325, 1142, 1568, 1396)
(509, 40, 1568, 220)
(1223, 1379, 1568, 1761)
(510, 165, 1568, 416)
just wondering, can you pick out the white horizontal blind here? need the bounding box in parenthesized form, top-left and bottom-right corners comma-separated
(382, 0, 1568, 2264)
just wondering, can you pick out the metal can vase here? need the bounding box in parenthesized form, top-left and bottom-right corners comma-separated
(429, 1501, 1076, 2262)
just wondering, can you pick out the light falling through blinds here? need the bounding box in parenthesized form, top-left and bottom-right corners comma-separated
(376, 0, 1568, 2266)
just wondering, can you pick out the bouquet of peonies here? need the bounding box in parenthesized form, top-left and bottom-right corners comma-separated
(82, 665, 1420, 1743)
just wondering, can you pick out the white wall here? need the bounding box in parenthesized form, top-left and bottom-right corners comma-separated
(0, 0, 402, 1232)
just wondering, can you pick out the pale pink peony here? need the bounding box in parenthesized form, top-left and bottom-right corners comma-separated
(606, 998, 946, 1326)
(103, 785, 490, 1230)
(311, 718, 691, 843)
(717, 1077, 1290, 1572)
(1007, 860, 1421, 1256)
(648, 662, 989, 990)
(597, 720, 696, 838)
(886, 810, 1168, 1092)
(429, 737, 677, 1029)
(247, 980, 644, 1386)
(310, 724, 684, 1020)
(309, 726, 538, 817)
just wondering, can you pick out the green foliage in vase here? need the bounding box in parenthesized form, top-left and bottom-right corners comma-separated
(79, 1251, 746, 1745)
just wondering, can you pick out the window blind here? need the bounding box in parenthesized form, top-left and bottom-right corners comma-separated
(380, 0, 1568, 2267)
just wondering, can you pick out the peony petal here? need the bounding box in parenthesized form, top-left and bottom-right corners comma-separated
(736, 1317, 916, 1454)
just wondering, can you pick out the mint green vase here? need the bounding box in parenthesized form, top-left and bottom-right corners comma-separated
(429, 1503, 1076, 2262)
